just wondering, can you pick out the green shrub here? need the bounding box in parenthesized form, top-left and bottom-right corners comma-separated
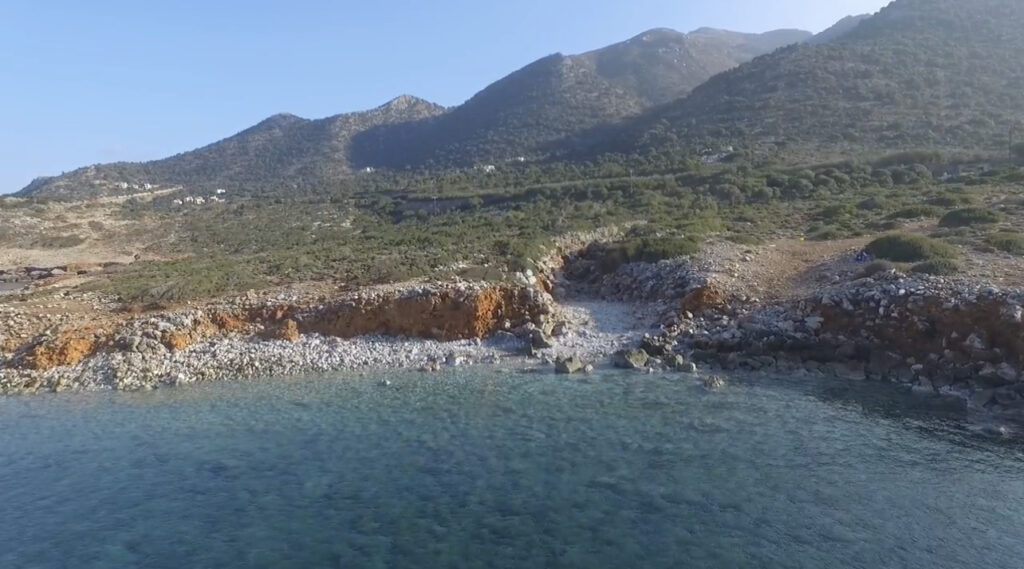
(816, 204, 853, 221)
(911, 259, 962, 276)
(599, 237, 700, 273)
(857, 197, 887, 211)
(886, 205, 942, 220)
(939, 208, 1003, 228)
(28, 234, 87, 249)
(865, 234, 959, 263)
(810, 226, 844, 241)
(986, 232, 1024, 255)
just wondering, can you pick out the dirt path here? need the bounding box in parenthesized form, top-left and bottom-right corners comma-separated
(694, 237, 874, 302)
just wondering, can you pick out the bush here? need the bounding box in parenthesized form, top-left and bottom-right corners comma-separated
(28, 234, 87, 249)
(857, 197, 887, 211)
(865, 234, 959, 263)
(599, 237, 700, 273)
(911, 259, 962, 276)
(939, 208, 1003, 228)
(815, 204, 853, 221)
(810, 226, 844, 241)
(886, 205, 943, 220)
(986, 232, 1024, 255)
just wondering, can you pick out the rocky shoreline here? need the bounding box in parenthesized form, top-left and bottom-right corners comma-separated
(3, 245, 1024, 430)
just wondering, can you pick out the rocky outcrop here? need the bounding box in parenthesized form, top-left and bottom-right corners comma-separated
(654, 270, 1024, 420)
(2, 282, 553, 378)
(297, 284, 551, 341)
(14, 329, 108, 370)
(556, 243, 706, 301)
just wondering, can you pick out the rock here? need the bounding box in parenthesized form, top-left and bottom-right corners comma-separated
(867, 350, 903, 380)
(997, 363, 1019, 383)
(804, 316, 824, 331)
(551, 323, 570, 337)
(640, 335, 672, 357)
(555, 356, 587, 375)
(680, 285, 728, 315)
(665, 353, 688, 370)
(972, 389, 996, 408)
(612, 349, 649, 370)
(703, 376, 726, 390)
(530, 329, 554, 350)
(976, 364, 1016, 388)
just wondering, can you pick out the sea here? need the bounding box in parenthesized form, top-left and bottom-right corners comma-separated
(2, 368, 1023, 568)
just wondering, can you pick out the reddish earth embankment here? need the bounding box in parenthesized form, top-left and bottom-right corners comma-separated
(5, 283, 552, 372)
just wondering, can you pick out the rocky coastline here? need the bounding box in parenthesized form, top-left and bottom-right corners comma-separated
(3, 244, 1024, 429)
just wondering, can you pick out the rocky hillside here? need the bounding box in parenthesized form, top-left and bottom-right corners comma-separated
(18, 95, 446, 199)
(351, 27, 810, 168)
(596, 0, 1024, 158)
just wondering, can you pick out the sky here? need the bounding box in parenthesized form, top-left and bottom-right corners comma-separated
(0, 0, 889, 193)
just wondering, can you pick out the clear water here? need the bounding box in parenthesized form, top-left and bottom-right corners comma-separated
(2, 369, 1023, 569)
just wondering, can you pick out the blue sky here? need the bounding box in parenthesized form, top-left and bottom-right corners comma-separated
(0, 0, 889, 193)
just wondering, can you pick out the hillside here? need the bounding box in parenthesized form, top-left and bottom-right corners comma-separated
(596, 0, 1024, 159)
(352, 27, 810, 169)
(806, 14, 871, 44)
(18, 95, 446, 199)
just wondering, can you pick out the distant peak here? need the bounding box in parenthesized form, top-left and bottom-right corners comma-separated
(629, 28, 685, 42)
(379, 94, 440, 110)
(251, 112, 306, 130)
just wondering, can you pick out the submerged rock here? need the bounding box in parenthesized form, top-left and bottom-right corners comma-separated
(703, 376, 727, 390)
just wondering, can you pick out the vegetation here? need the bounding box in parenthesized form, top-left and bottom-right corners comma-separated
(938, 208, 1003, 228)
(887, 205, 943, 220)
(865, 234, 959, 263)
(911, 259, 963, 276)
(986, 232, 1024, 255)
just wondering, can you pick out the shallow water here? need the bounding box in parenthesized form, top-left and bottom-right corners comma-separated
(2, 369, 1023, 568)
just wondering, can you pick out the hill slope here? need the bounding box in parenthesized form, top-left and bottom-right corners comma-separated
(350, 27, 810, 169)
(18, 96, 445, 198)
(597, 0, 1024, 159)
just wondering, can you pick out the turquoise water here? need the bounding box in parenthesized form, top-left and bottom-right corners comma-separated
(2, 369, 1023, 568)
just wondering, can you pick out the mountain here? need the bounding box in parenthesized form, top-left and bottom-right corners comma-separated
(575, 27, 812, 106)
(350, 27, 811, 169)
(807, 14, 871, 45)
(18, 95, 446, 198)
(20, 25, 811, 198)
(595, 0, 1024, 159)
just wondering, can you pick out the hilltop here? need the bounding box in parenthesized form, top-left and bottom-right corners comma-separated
(595, 0, 1024, 160)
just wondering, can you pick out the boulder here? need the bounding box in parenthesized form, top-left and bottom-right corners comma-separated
(640, 335, 673, 357)
(555, 356, 587, 375)
(530, 328, 554, 350)
(613, 349, 649, 370)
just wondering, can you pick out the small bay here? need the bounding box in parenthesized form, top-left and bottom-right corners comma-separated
(1, 369, 1022, 569)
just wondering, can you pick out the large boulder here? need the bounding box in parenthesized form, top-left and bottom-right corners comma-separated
(613, 349, 649, 370)
(555, 356, 588, 375)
